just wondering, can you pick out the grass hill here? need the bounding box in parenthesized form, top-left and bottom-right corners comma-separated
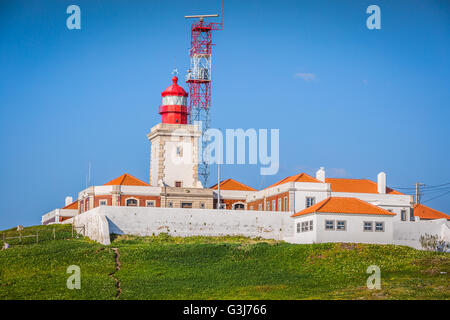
(0, 225, 449, 299)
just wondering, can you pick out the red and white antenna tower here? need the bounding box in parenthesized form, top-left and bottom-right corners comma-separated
(185, 2, 223, 187)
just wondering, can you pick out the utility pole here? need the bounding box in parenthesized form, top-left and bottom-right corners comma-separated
(415, 182, 425, 204)
(217, 143, 221, 209)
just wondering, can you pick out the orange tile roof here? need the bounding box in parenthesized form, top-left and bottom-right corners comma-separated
(265, 173, 321, 189)
(103, 173, 150, 186)
(62, 201, 78, 210)
(211, 178, 256, 191)
(291, 197, 396, 217)
(414, 204, 450, 220)
(325, 178, 403, 195)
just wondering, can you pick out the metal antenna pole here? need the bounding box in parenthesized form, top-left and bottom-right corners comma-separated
(217, 142, 221, 209)
(185, 2, 223, 188)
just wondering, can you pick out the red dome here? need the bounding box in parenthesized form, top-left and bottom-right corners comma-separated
(161, 76, 188, 97)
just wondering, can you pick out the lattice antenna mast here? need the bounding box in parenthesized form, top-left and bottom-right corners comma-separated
(185, 2, 223, 187)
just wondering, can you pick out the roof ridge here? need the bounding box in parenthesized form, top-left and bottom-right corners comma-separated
(210, 178, 256, 191)
(265, 172, 321, 189)
(341, 197, 395, 215)
(292, 196, 395, 217)
(315, 197, 331, 212)
(230, 178, 256, 190)
(103, 172, 150, 186)
(326, 178, 371, 181)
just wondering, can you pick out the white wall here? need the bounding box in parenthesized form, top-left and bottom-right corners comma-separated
(215, 189, 254, 200)
(293, 189, 329, 213)
(75, 206, 294, 243)
(393, 219, 450, 250)
(288, 214, 317, 244)
(150, 140, 159, 187)
(315, 213, 394, 244)
(41, 208, 78, 225)
(163, 141, 195, 187)
(291, 213, 394, 245)
(73, 208, 111, 245)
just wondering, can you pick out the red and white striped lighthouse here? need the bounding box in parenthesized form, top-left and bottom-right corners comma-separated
(159, 76, 189, 124)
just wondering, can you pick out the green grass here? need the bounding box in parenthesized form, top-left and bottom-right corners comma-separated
(0, 225, 116, 299)
(0, 226, 449, 299)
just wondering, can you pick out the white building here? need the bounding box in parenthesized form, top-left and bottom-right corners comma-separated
(289, 197, 396, 245)
(41, 75, 450, 250)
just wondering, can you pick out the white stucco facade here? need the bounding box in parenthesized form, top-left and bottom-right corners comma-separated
(289, 213, 394, 245)
(147, 123, 201, 188)
(73, 206, 293, 245)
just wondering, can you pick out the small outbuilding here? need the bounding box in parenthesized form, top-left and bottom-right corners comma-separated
(291, 197, 396, 244)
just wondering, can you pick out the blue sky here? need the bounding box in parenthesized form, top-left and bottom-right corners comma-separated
(0, 0, 449, 229)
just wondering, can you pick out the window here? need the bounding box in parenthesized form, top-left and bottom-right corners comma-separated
(301, 221, 309, 232)
(80, 200, 84, 213)
(272, 200, 276, 211)
(99, 200, 107, 206)
(364, 221, 373, 232)
(234, 203, 245, 210)
(85, 198, 90, 211)
(258, 203, 263, 211)
(401, 210, 407, 221)
(309, 220, 313, 231)
(250, 206, 254, 210)
(278, 198, 282, 211)
(266, 201, 270, 211)
(175, 181, 182, 188)
(306, 197, 315, 208)
(409, 209, 415, 221)
(325, 220, 335, 230)
(296, 223, 301, 233)
(375, 222, 384, 232)
(168, 201, 173, 208)
(146, 200, 155, 207)
(200, 202, 205, 209)
(126, 198, 138, 207)
(176, 146, 183, 157)
(181, 202, 192, 208)
(284, 197, 288, 211)
(336, 220, 346, 231)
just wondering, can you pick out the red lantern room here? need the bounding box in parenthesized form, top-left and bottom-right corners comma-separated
(159, 76, 189, 124)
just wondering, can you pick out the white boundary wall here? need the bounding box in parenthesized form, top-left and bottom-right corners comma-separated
(74, 206, 293, 245)
(393, 219, 450, 250)
(72, 206, 449, 250)
(73, 209, 111, 245)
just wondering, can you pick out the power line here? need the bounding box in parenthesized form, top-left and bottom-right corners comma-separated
(390, 182, 450, 190)
(420, 187, 450, 193)
(422, 190, 450, 203)
(422, 182, 450, 189)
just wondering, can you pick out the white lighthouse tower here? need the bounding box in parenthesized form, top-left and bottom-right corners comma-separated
(147, 76, 202, 189)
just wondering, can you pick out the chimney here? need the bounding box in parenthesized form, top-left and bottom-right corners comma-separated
(316, 167, 325, 182)
(377, 172, 386, 194)
(65, 196, 73, 206)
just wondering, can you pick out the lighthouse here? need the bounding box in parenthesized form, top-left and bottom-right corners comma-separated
(147, 75, 204, 192)
(159, 76, 189, 124)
